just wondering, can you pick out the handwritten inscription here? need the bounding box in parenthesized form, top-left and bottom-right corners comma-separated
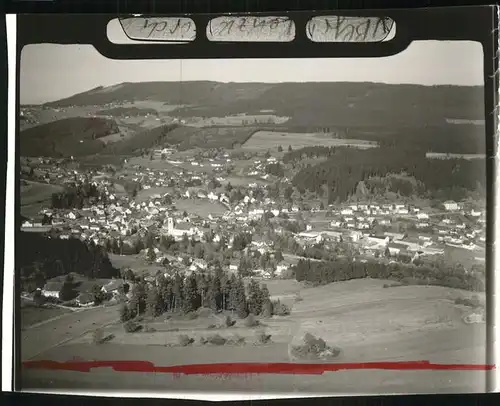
(306, 16, 394, 43)
(119, 17, 196, 41)
(207, 16, 295, 42)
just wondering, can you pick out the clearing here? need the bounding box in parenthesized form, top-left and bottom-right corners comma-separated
(20, 180, 64, 217)
(21, 300, 72, 330)
(108, 254, 165, 276)
(20, 181, 64, 206)
(174, 199, 228, 218)
(135, 186, 174, 203)
(242, 130, 378, 151)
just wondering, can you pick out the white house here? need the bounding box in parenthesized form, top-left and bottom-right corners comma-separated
(444, 200, 459, 211)
(417, 213, 429, 220)
(276, 264, 289, 276)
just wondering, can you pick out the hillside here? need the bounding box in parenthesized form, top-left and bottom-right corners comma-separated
(20, 117, 119, 157)
(96, 106, 159, 117)
(44, 81, 485, 128)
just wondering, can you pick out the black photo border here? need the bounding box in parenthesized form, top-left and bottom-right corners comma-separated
(4, 2, 499, 405)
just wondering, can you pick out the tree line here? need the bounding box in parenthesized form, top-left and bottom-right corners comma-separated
(293, 256, 485, 292)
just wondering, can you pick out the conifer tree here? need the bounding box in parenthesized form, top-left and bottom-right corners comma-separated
(172, 272, 184, 312)
(247, 279, 263, 315)
(183, 272, 200, 313)
(228, 273, 238, 312)
(235, 277, 248, 318)
(220, 271, 230, 311)
(146, 286, 160, 318)
(160, 277, 173, 312)
(197, 273, 208, 307)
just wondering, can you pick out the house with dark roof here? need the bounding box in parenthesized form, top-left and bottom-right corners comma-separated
(41, 281, 64, 299)
(76, 292, 95, 307)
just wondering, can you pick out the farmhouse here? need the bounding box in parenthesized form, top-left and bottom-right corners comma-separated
(76, 292, 95, 307)
(41, 282, 63, 299)
(101, 279, 123, 295)
(443, 200, 459, 211)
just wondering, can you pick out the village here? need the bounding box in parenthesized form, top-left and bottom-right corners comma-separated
(20, 145, 487, 310)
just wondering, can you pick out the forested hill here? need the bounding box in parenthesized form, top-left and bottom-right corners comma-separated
(44, 81, 484, 128)
(18, 232, 119, 291)
(288, 146, 486, 203)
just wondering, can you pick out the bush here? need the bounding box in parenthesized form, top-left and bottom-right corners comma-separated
(243, 313, 259, 327)
(184, 311, 198, 320)
(255, 329, 272, 344)
(178, 334, 195, 346)
(123, 320, 142, 333)
(272, 300, 291, 316)
(207, 324, 217, 329)
(207, 334, 227, 346)
(143, 326, 157, 333)
(383, 283, 402, 288)
(92, 329, 104, 344)
(455, 296, 482, 308)
(261, 300, 273, 318)
(290, 333, 341, 360)
(225, 315, 236, 327)
(226, 334, 246, 346)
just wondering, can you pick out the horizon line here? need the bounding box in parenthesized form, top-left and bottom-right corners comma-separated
(21, 80, 484, 106)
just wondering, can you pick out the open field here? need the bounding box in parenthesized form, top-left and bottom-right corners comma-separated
(21, 279, 487, 393)
(222, 175, 271, 187)
(134, 186, 174, 202)
(120, 101, 187, 113)
(108, 254, 164, 276)
(187, 114, 290, 127)
(20, 180, 64, 217)
(123, 156, 217, 174)
(174, 199, 228, 218)
(21, 301, 72, 330)
(20, 181, 64, 206)
(242, 130, 378, 151)
(21, 305, 121, 361)
(442, 245, 486, 270)
(426, 152, 487, 160)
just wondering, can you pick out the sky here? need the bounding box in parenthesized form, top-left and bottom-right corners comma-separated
(20, 35, 484, 105)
